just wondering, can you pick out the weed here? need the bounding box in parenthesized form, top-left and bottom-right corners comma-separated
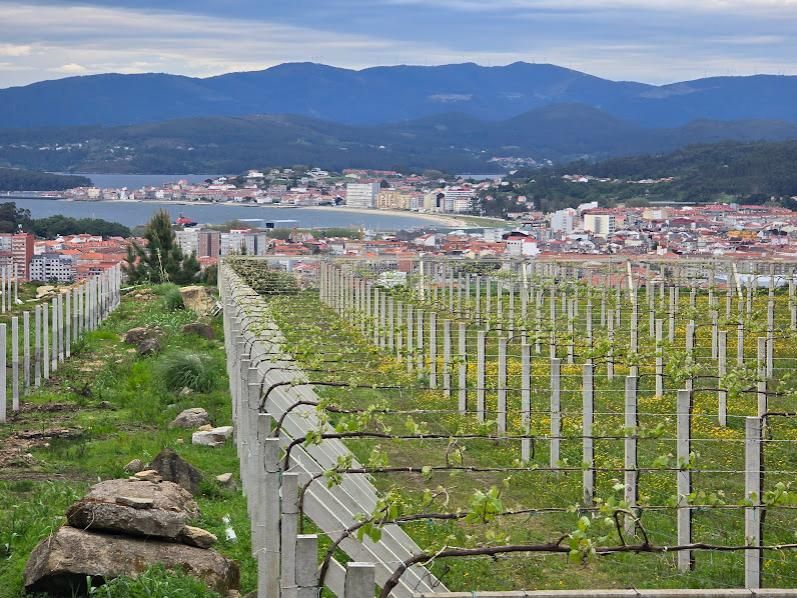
(157, 351, 216, 393)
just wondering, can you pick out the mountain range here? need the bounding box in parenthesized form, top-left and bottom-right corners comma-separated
(2, 104, 797, 174)
(2, 62, 797, 173)
(3, 62, 797, 129)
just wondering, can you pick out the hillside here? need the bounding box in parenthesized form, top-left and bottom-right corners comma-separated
(0, 168, 90, 191)
(2, 62, 797, 128)
(482, 140, 797, 216)
(2, 108, 797, 175)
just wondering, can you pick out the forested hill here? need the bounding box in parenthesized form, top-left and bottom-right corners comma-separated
(561, 140, 797, 199)
(0, 168, 90, 191)
(478, 140, 797, 217)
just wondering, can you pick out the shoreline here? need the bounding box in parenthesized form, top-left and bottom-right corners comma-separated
(50, 198, 474, 228)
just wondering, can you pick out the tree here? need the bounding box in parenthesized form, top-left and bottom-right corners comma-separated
(124, 210, 200, 284)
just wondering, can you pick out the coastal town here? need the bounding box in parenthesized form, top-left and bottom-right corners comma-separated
(6, 165, 797, 285)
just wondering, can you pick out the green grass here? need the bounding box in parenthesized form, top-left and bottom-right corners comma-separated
(0, 287, 254, 597)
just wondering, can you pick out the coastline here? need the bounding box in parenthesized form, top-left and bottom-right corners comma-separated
(59, 198, 474, 228)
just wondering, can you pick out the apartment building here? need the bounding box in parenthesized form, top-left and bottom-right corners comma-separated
(30, 253, 77, 283)
(583, 212, 617, 238)
(442, 186, 474, 213)
(197, 230, 221, 258)
(346, 182, 380, 209)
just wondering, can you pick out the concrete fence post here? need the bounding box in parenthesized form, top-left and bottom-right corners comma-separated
(0, 324, 5, 423)
(718, 329, 728, 426)
(550, 357, 561, 468)
(655, 319, 663, 396)
(582, 361, 595, 506)
(744, 416, 763, 589)
(295, 535, 318, 598)
(624, 375, 638, 534)
(343, 562, 375, 598)
(521, 343, 532, 462)
(43, 303, 49, 380)
(280, 473, 300, 597)
(476, 329, 486, 422)
(458, 321, 467, 413)
(428, 311, 437, 389)
(442, 319, 452, 398)
(497, 336, 507, 433)
(677, 389, 693, 572)
(11, 316, 19, 412)
(23, 310, 30, 393)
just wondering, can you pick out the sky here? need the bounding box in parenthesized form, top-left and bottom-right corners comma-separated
(1, 0, 796, 88)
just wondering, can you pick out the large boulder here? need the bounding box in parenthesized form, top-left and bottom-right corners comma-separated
(66, 478, 200, 539)
(136, 337, 161, 356)
(182, 322, 215, 340)
(170, 407, 210, 429)
(150, 448, 204, 495)
(24, 526, 239, 595)
(180, 286, 215, 316)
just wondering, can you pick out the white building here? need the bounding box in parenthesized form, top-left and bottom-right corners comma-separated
(220, 231, 269, 256)
(346, 182, 380, 209)
(176, 228, 199, 256)
(549, 208, 576, 234)
(30, 253, 76, 283)
(583, 213, 616, 238)
(442, 187, 474, 213)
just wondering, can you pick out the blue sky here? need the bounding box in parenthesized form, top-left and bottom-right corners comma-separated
(1, 0, 796, 88)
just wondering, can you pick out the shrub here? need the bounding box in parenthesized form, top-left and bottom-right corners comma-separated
(163, 287, 185, 311)
(157, 351, 216, 393)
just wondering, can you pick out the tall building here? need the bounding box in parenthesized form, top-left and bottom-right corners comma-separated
(197, 230, 221, 258)
(549, 208, 575, 234)
(346, 182, 380, 209)
(442, 187, 474, 213)
(30, 253, 76, 283)
(221, 231, 269, 256)
(583, 212, 617, 238)
(176, 228, 199, 257)
(12, 233, 35, 281)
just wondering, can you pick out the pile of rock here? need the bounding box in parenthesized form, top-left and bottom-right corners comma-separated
(169, 406, 234, 449)
(24, 472, 239, 595)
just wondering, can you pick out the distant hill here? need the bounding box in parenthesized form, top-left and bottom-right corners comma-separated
(2, 106, 797, 174)
(2, 62, 797, 128)
(0, 168, 90, 191)
(562, 139, 797, 199)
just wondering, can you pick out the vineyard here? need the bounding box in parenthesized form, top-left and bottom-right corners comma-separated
(221, 256, 797, 597)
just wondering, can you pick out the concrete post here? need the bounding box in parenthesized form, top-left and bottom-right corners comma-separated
(550, 357, 561, 468)
(11, 316, 19, 412)
(458, 321, 467, 413)
(582, 362, 594, 506)
(442, 319, 451, 398)
(624, 375, 638, 534)
(521, 343, 532, 462)
(476, 329, 486, 422)
(497, 336, 507, 433)
(744, 416, 763, 589)
(677, 389, 693, 572)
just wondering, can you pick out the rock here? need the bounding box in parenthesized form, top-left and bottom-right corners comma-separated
(134, 470, 162, 483)
(115, 496, 154, 509)
(123, 326, 160, 345)
(98, 401, 115, 410)
(179, 387, 193, 398)
(79, 479, 199, 518)
(150, 448, 204, 495)
(67, 498, 187, 539)
(36, 285, 56, 299)
(216, 473, 235, 489)
(182, 322, 215, 340)
(170, 407, 210, 429)
(65, 479, 200, 540)
(178, 525, 218, 549)
(192, 426, 233, 448)
(180, 286, 215, 316)
(198, 424, 213, 431)
(136, 337, 161, 356)
(123, 459, 143, 473)
(24, 526, 240, 595)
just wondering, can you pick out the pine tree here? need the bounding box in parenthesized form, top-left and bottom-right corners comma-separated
(125, 210, 200, 284)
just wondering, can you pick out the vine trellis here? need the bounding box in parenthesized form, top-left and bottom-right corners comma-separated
(222, 255, 797, 597)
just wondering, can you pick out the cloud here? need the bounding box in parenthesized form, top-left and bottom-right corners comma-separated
(0, 43, 32, 57)
(0, 0, 795, 88)
(52, 62, 88, 73)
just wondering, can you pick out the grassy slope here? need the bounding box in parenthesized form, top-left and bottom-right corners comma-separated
(0, 285, 255, 597)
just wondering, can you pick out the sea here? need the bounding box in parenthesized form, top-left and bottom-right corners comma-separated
(0, 173, 441, 230)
